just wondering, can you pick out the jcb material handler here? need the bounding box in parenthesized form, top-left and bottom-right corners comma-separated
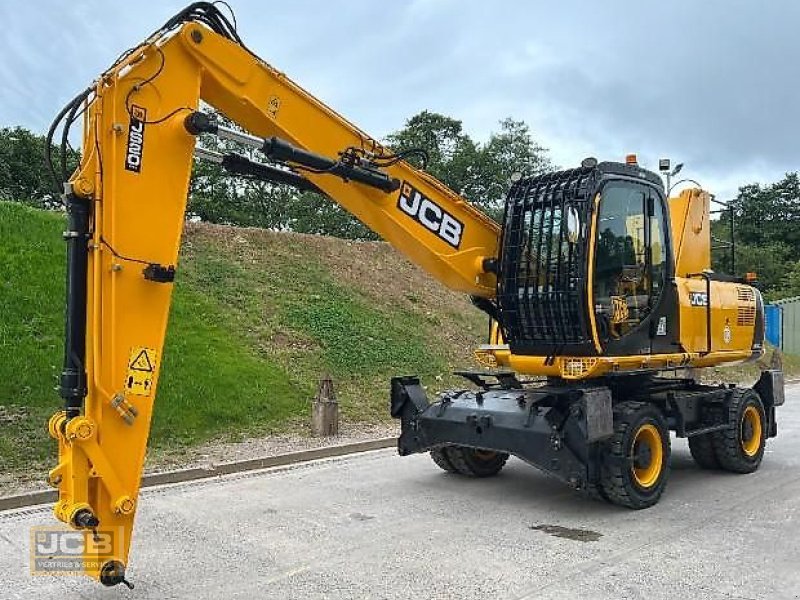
(45, 3, 783, 586)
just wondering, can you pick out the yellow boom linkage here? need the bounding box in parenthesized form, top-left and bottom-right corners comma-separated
(47, 11, 498, 586)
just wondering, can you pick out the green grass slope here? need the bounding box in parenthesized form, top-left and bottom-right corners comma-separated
(0, 202, 485, 477)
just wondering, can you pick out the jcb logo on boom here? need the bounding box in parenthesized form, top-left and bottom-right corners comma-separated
(124, 105, 147, 173)
(397, 183, 463, 249)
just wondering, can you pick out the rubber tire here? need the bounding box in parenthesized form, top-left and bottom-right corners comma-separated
(429, 447, 459, 473)
(711, 389, 766, 474)
(584, 483, 611, 503)
(688, 433, 720, 470)
(443, 446, 509, 477)
(599, 401, 671, 510)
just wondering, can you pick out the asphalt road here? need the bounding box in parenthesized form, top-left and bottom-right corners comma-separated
(2, 386, 799, 600)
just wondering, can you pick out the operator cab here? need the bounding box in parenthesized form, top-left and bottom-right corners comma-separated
(496, 159, 678, 358)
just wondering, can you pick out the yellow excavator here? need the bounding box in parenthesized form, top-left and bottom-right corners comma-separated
(45, 3, 783, 587)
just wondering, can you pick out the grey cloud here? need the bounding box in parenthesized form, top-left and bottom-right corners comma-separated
(1, 0, 796, 199)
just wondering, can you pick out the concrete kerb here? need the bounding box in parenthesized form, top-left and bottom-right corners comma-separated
(0, 437, 397, 512)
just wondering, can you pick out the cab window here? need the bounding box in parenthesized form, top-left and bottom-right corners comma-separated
(593, 183, 666, 339)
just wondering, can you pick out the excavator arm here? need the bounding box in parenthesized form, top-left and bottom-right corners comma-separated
(47, 4, 499, 586)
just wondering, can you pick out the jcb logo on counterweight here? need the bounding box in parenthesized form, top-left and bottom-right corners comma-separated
(397, 183, 463, 248)
(689, 291, 708, 307)
(124, 105, 147, 173)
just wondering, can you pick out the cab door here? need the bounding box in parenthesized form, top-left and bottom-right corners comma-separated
(591, 181, 678, 355)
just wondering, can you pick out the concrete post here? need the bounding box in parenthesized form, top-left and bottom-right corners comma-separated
(312, 376, 339, 437)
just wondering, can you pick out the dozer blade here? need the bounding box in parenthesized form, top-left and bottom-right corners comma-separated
(390, 376, 614, 490)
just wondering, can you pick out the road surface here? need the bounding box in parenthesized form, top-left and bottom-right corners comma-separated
(2, 386, 799, 599)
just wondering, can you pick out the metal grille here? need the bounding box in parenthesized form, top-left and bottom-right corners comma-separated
(737, 286, 755, 302)
(736, 286, 756, 326)
(497, 167, 597, 354)
(738, 306, 756, 326)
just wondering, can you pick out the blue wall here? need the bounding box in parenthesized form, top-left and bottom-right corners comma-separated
(765, 304, 782, 348)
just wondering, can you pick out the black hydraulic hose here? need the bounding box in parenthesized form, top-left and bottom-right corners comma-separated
(262, 137, 400, 193)
(45, 88, 91, 195)
(60, 100, 82, 184)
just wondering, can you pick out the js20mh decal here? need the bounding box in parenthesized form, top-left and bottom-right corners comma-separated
(125, 105, 147, 173)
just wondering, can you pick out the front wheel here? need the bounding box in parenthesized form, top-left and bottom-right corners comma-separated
(599, 401, 671, 509)
(430, 446, 509, 477)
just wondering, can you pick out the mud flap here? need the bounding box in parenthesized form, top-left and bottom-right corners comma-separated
(754, 369, 784, 438)
(390, 376, 433, 455)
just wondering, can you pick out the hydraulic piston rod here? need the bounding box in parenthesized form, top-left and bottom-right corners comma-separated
(184, 111, 400, 193)
(193, 147, 324, 193)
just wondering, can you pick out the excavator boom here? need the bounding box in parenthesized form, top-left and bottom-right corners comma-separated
(48, 5, 499, 585)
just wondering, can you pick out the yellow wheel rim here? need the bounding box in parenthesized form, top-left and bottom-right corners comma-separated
(631, 423, 664, 489)
(741, 405, 762, 457)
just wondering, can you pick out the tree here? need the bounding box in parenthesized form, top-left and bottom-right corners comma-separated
(0, 127, 78, 209)
(385, 111, 478, 196)
(728, 241, 791, 293)
(773, 260, 800, 300)
(0, 109, 551, 236)
(729, 173, 800, 258)
(387, 112, 552, 220)
(711, 172, 800, 297)
(471, 118, 553, 216)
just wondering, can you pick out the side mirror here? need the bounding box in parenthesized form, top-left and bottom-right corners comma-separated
(566, 205, 581, 244)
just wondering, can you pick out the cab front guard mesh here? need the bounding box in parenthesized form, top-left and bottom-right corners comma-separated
(497, 167, 598, 356)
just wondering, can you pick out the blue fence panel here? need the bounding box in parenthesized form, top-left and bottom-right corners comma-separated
(765, 304, 782, 348)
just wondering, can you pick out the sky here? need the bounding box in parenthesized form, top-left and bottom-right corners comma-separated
(1, 0, 798, 200)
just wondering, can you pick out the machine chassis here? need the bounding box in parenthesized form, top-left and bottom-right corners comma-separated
(391, 369, 784, 508)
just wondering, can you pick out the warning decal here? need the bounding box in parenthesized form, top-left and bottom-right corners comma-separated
(129, 348, 155, 372)
(125, 347, 157, 397)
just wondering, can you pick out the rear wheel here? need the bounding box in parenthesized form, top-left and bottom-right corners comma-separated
(688, 433, 720, 469)
(439, 446, 509, 477)
(600, 401, 671, 509)
(429, 447, 458, 473)
(712, 389, 766, 474)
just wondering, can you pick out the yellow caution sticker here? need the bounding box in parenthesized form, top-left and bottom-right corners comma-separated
(125, 347, 157, 397)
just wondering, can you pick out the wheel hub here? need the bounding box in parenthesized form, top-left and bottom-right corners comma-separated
(633, 442, 652, 469)
(630, 423, 663, 489)
(740, 405, 762, 457)
(742, 420, 754, 442)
